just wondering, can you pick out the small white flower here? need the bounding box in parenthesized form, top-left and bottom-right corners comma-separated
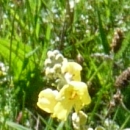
(69, 0, 80, 9)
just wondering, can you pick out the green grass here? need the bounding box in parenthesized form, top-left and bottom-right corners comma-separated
(0, 0, 130, 129)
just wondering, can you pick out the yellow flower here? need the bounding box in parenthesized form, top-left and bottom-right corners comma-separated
(61, 62, 82, 81)
(37, 81, 91, 121)
(37, 88, 58, 113)
(52, 81, 91, 121)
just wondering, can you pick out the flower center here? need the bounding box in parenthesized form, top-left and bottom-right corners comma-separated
(69, 91, 78, 100)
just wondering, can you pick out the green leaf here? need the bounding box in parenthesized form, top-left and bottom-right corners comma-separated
(6, 121, 32, 130)
(0, 38, 34, 80)
(97, 7, 110, 54)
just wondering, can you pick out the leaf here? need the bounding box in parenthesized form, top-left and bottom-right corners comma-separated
(97, 7, 110, 54)
(6, 121, 32, 130)
(0, 38, 34, 80)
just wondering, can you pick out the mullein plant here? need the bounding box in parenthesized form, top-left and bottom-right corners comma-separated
(37, 50, 91, 127)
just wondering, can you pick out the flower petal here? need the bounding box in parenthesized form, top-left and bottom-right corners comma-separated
(57, 81, 91, 112)
(52, 100, 72, 121)
(62, 62, 82, 81)
(69, 81, 91, 106)
(37, 88, 58, 113)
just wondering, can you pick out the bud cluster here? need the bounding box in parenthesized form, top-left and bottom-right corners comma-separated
(44, 50, 67, 79)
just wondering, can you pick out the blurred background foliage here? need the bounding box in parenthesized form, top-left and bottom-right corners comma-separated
(0, 0, 130, 129)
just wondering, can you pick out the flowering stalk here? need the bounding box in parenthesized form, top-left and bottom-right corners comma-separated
(37, 50, 91, 121)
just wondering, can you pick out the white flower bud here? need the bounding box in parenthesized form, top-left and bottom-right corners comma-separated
(53, 64, 61, 73)
(44, 59, 52, 66)
(45, 67, 50, 76)
(53, 50, 60, 55)
(47, 51, 53, 58)
(56, 54, 64, 62)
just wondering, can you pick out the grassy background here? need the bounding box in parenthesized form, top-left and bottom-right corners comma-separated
(0, 0, 130, 129)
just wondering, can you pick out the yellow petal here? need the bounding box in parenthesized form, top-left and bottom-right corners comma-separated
(69, 81, 91, 107)
(62, 62, 82, 81)
(37, 88, 58, 113)
(57, 81, 91, 112)
(52, 85, 76, 121)
(52, 100, 72, 121)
